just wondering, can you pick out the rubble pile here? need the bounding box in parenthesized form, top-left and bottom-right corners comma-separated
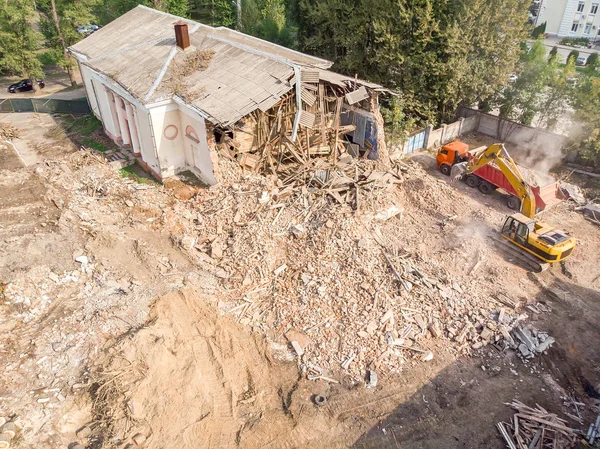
(160, 156, 547, 381)
(497, 400, 578, 449)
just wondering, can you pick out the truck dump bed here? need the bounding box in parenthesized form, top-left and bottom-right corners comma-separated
(473, 163, 560, 211)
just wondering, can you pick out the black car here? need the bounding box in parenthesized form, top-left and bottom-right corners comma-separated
(7, 79, 45, 93)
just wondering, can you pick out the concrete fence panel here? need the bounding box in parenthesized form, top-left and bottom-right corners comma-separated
(426, 127, 444, 148)
(442, 120, 461, 143)
(461, 115, 479, 134)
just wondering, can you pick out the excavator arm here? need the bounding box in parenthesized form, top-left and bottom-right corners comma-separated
(459, 143, 537, 218)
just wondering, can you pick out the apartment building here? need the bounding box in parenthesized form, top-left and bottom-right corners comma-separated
(537, 0, 600, 39)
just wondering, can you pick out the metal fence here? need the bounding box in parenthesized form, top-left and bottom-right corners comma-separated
(0, 98, 90, 114)
(403, 128, 427, 154)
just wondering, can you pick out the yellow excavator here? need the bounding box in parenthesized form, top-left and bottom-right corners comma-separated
(451, 143, 576, 272)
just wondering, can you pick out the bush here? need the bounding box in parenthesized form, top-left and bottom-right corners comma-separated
(532, 22, 546, 39)
(568, 49, 580, 64)
(560, 37, 590, 46)
(587, 52, 599, 68)
(548, 46, 558, 61)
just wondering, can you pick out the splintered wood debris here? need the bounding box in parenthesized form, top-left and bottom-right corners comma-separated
(497, 401, 578, 449)
(218, 72, 381, 178)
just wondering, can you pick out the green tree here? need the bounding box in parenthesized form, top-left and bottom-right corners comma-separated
(241, 0, 296, 47)
(94, 0, 190, 25)
(496, 40, 555, 125)
(548, 46, 558, 62)
(586, 52, 599, 70)
(381, 95, 418, 147)
(531, 21, 546, 39)
(568, 49, 580, 64)
(536, 57, 575, 130)
(296, 0, 530, 125)
(571, 74, 600, 166)
(444, 0, 530, 118)
(38, 0, 98, 86)
(0, 0, 44, 86)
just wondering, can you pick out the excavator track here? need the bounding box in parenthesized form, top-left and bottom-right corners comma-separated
(490, 233, 549, 273)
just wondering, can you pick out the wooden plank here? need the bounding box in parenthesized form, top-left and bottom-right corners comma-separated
(333, 96, 343, 163)
(301, 87, 317, 106)
(345, 86, 369, 104)
(298, 110, 316, 129)
(300, 70, 320, 83)
(515, 414, 574, 435)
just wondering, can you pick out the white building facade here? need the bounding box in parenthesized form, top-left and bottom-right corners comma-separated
(70, 6, 332, 184)
(537, 0, 600, 39)
(77, 63, 215, 183)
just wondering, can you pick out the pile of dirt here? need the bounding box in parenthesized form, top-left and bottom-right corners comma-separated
(89, 288, 297, 449)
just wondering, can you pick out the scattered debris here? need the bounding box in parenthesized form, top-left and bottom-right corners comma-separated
(497, 400, 577, 449)
(510, 324, 555, 359)
(313, 395, 327, 406)
(367, 370, 378, 388)
(0, 122, 19, 140)
(585, 414, 600, 445)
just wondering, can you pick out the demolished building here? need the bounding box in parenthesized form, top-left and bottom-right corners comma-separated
(69, 6, 392, 184)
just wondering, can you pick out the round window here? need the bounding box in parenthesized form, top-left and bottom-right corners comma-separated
(164, 125, 179, 140)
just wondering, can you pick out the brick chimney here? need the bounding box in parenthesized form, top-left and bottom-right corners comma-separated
(174, 20, 190, 51)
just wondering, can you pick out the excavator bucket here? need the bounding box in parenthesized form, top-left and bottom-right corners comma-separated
(450, 162, 468, 182)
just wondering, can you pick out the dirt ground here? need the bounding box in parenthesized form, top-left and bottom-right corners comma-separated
(0, 65, 85, 99)
(0, 115, 599, 449)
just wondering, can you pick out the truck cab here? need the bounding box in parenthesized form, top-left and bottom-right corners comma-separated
(436, 141, 470, 175)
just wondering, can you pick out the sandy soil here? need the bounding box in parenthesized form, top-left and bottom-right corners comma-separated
(0, 117, 599, 449)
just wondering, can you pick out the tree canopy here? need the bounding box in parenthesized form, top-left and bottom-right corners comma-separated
(0, 0, 44, 80)
(295, 0, 530, 125)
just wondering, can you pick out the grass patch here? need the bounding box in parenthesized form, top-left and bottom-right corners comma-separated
(63, 115, 102, 136)
(119, 162, 159, 185)
(82, 137, 108, 152)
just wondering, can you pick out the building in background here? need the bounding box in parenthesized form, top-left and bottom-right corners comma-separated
(537, 0, 600, 39)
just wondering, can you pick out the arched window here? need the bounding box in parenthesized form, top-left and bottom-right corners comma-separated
(185, 125, 200, 143)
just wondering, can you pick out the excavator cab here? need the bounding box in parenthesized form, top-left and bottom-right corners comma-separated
(501, 215, 532, 247)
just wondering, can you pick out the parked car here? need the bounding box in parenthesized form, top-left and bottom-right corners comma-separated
(76, 24, 100, 36)
(576, 56, 587, 66)
(508, 74, 518, 82)
(7, 79, 45, 93)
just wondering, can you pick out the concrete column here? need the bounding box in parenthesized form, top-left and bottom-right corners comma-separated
(106, 90, 121, 139)
(440, 124, 448, 145)
(125, 102, 141, 155)
(114, 95, 130, 145)
(424, 124, 434, 149)
(131, 107, 145, 158)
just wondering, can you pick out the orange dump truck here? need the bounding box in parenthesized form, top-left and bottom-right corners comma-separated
(436, 141, 561, 212)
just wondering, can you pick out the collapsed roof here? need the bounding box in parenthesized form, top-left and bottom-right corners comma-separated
(69, 5, 390, 127)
